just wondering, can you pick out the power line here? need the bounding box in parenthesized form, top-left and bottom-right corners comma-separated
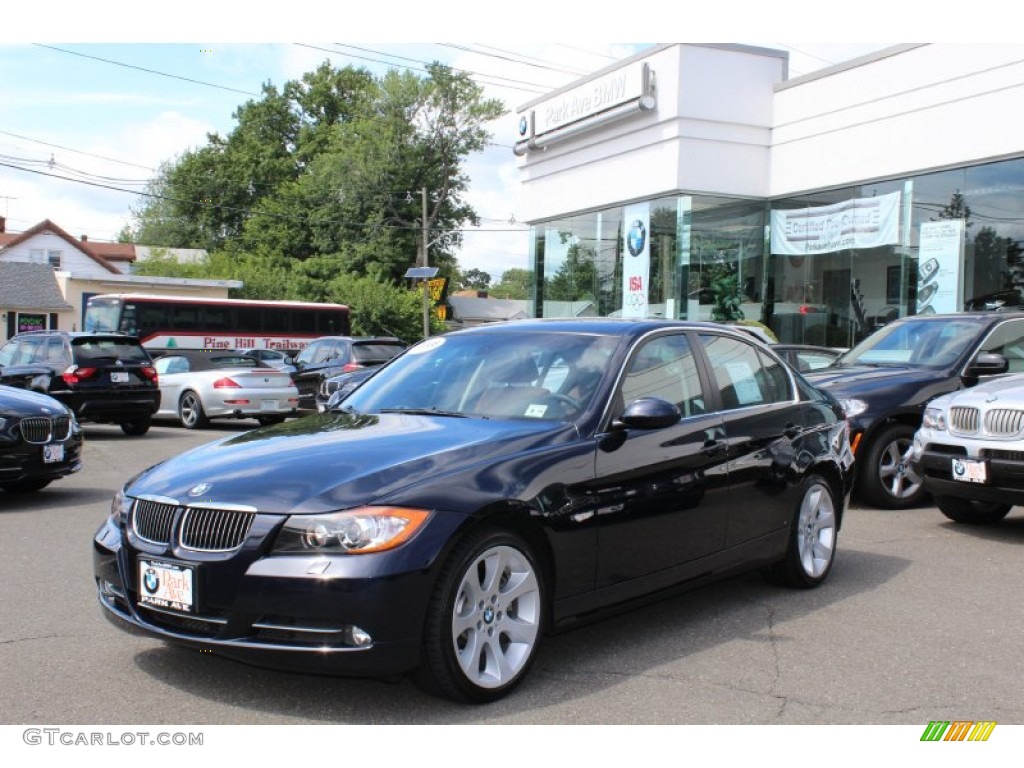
(0, 128, 157, 172)
(0, 159, 529, 236)
(436, 43, 589, 77)
(31, 44, 261, 97)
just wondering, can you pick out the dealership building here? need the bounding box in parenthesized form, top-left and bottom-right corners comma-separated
(514, 43, 1024, 346)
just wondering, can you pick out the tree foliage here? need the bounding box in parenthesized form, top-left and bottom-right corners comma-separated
(127, 60, 505, 341)
(489, 268, 533, 300)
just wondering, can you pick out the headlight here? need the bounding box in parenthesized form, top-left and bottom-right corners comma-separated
(922, 407, 947, 431)
(837, 398, 869, 419)
(273, 506, 430, 555)
(109, 486, 133, 528)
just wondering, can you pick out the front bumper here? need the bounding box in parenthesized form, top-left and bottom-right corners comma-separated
(913, 436, 1024, 506)
(92, 511, 462, 677)
(0, 435, 83, 484)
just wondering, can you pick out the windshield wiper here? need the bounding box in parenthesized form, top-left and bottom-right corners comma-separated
(378, 407, 477, 419)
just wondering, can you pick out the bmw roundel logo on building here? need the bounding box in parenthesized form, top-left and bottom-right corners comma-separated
(627, 219, 647, 256)
(519, 116, 528, 137)
(143, 567, 160, 594)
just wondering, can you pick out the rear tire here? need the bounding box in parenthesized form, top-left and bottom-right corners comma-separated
(764, 475, 838, 588)
(178, 391, 208, 430)
(416, 528, 545, 703)
(936, 495, 1012, 525)
(1, 478, 52, 493)
(120, 416, 151, 436)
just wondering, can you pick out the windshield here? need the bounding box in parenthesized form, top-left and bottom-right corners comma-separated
(839, 317, 984, 368)
(84, 299, 122, 333)
(342, 331, 620, 421)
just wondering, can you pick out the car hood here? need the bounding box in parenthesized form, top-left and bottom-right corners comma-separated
(127, 412, 577, 514)
(804, 364, 947, 397)
(929, 374, 1024, 409)
(0, 385, 70, 415)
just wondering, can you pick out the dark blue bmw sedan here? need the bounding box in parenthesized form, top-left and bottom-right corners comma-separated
(94, 318, 853, 702)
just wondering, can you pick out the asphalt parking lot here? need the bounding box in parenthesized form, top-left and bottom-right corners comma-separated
(2, 420, 1023, 725)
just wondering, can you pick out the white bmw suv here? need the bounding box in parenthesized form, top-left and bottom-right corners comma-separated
(912, 375, 1024, 524)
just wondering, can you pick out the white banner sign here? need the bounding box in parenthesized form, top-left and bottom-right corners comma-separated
(917, 220, 963, 315)
(770, 191, 901, 255)
(621, 203, 651, 318)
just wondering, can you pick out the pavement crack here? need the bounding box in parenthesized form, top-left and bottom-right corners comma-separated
(0, 633, 62, 646)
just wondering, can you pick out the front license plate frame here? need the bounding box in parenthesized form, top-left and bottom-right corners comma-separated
(42, 443, 65, 464)
(952, 457, 987, 484)
(138, 558, 195, 614)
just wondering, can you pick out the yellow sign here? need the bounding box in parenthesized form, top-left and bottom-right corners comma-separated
(428, 278, 448, 303)
(433, 304, 449, 320)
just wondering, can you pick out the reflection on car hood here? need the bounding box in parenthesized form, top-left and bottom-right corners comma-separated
(0, 385, 70, 414)
(126, 412, 575, 514)
(804, 365, 946, 394)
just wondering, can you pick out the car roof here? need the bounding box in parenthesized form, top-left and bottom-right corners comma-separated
(449, 317, 753, 339)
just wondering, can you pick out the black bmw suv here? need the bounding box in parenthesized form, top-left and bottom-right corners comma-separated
(804, 312, 1024, 509)
(0, 331, 160, 436)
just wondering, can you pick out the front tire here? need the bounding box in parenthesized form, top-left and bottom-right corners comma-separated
(936, 495, 1012, 525)
(764, 475, 838, 588)
(417, 528, 545, 703)
(859, 424, 925, 509)
(178, 391, 209, 429)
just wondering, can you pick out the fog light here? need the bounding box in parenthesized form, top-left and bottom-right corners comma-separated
(349, 626, 373, 648)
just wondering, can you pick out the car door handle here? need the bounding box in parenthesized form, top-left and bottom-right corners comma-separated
(701, 440, 726, 457)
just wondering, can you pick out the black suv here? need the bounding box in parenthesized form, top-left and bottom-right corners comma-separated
(0, 331, 161, 436)
(291, 336, 406, 410)
(805, 312, 1024, 509)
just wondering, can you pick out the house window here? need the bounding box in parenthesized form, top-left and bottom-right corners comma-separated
(29, 248, 45, 264)
(47, 250, 62, 269)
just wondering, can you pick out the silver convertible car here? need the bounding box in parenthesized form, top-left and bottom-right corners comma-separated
(153, 351, 299, 429)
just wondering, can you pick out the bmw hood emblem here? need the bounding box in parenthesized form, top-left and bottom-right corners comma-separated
(189, 482, 213, 496)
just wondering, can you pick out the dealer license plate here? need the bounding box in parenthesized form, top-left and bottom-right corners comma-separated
(952, 457, 987, 484)
(110, 372, 129, 383)
(138, 559, 195, 614)
(260, 400, 279, 411)
(42, 443, 64, 463)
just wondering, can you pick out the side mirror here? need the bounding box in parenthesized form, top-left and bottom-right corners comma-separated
(612, 397, 681, 431)
(964, 352, 1009, 379)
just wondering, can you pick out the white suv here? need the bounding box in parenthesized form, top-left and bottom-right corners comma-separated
(912, 375, 1024, 524)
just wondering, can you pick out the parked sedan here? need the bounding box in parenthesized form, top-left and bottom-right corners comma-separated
(912, 374, 1024, 524)
(153, 351, 299, 429)
(291, 336, 407, 411)
(94, 319, 852, 703)
(0, 385, 83, 492)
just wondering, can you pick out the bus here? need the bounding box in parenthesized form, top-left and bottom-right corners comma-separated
(84, 294, 350, 353)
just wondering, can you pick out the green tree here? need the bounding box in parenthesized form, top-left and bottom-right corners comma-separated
(546, 242, 598, 302)
(459, 268, 491, 291)
(128, 61, 505, 286)
(490, 268, 533, 300)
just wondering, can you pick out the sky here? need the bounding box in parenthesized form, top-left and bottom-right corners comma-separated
(0, 1, 976, 283)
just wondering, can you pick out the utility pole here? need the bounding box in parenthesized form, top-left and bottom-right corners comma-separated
(422, 187, 430, 339)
